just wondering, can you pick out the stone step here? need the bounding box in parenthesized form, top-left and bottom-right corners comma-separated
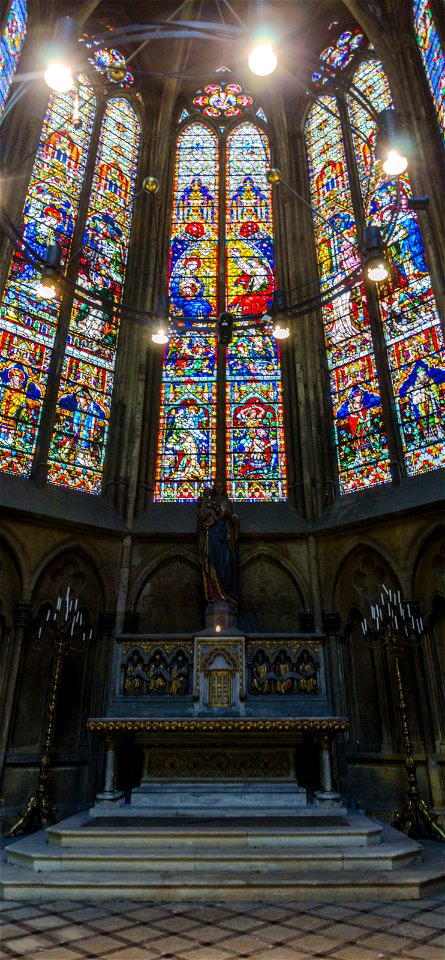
(126, 781, 310, 816)
(2, 855, 444, 903)
(47, 811, 382, 848)
(5, 817, 421, 875)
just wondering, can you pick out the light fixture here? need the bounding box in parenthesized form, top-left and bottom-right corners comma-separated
(363, 225, 389, 283)
(44, 17, 79, 93)
(143, 176, 160, 193)
(152, 325, 169, 345)
(272, 322, 290, 339)
(248, 41, 277, 76)
(215, 624, 221, 633)
(151, 293, 169, 344)
(217, 311, 234, 346)
(271, 290, 290, 339)
(36, 243, 62, 300)
(407, 195, 429, 211)
(107, 64, 127, 83)
(72, 89, 81, 130)
(375, 108, 408, 176)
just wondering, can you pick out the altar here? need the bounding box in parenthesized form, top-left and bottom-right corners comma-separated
(87, 629, 349, 814)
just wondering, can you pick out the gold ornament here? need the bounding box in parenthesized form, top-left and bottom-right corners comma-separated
(143, 176, 160, 193)
(267, 168, 282, 184)
(108, 66, 127, 83)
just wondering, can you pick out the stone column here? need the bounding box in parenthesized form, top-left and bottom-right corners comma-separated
(96, 735, 124, 804)
(314, 735, 342, 806)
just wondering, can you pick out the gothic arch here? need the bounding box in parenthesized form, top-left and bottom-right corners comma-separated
(129, 546, 201, 610)
(238, 548, 307, 633)
(326, 536, 405, 610)
(0, 523, 29, 597)
(132, 550, 202, 634)
(28, 537, 110, 608)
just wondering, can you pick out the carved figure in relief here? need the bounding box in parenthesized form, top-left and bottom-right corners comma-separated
(197, 477, 239, 603)
(251, 651, 273, 694)
(147, 652, 170, 694)
(275, 651, 293, 694)
(296, 650, 318, 694)
(123, 652, 147, 695)
(169, 653, 189, 695)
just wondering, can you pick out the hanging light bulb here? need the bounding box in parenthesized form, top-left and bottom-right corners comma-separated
(375, 109, 408, 176)
(152, 325, 169, 345)
(271, 289, 290, 339)
(36, 243, 62, 300)
(363, 226, 389, 283)
(382, 149, 408, 177)
(248, 41, 277, 76)
(151, 293, 169, 344)
(44, 17, 79, 93)
(272, 322, 290, 339)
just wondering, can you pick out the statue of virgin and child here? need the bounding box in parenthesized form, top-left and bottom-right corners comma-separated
(196, 477, 239, 606)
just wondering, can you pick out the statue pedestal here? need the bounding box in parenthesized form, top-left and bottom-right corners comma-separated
(203, 600, 241, 634)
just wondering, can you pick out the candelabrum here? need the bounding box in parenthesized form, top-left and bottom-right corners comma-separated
(7, 586, 94, 837)
(362, 586, 445, 842)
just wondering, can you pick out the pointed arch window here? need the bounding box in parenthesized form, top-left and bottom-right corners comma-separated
(305, 54, 445, 493)
(413, 0, 445, 142)
(154, 110, 287, 502)
(154, 121, 218, 502)
(48, 98, 141, 493)
(0, 70, 141, 492)
(305, 97, 391, 494)
(0, 79, 96, 477)
(348, 58, 445, 477)
(0, 0, 27, 117)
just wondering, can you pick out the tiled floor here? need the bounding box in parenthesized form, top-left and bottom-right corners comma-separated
(0, 896, 444, 960)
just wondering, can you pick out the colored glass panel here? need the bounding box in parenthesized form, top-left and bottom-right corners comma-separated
(90, 48, 134, 88)
(305, 97, 391, 494)
(312, 29, 363, 86)
(0, 80, 95, 478)
(154, 122, 218, 501)
(193, 82, 253, 118)
(0, 0, 26, 116)
(414, 0, 445, 143)
(349, 60, 445, 477)
(225, 122, 286, 501)
(48, 98, 140, 494)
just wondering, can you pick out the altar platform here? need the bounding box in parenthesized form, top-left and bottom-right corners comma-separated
(3, 810, 445, 902)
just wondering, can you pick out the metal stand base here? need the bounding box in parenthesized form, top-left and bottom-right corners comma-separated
(393, 795, 445, 842)
(5, 786, 57, 838)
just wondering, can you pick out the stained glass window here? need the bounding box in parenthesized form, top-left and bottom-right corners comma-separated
(349, 59, 445, 477)
(305, 96, 391, 493)
(0, 79, 95, 477)
(155, 110, 286, 502)
(154, 122, 218, 501)
(226, 122, 286, 501)
(312, 30, 363, 86)
(0, 0, 27, 116)
(193, 82, 252, 118)
(47, 99, 140, 493)
(413, 0, 445, 142)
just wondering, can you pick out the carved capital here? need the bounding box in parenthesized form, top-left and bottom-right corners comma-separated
(14, 601, 32, 628)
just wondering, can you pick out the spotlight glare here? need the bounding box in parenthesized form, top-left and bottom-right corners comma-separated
(248, 42, 277, 76)
(36, 280, 57, 300)
(382, 149, 408, 176)
(152, 327, 169, 345)
(367, 261, 389, 283)
(273, 322, 290, 340)
(44, 62, 73, 93)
